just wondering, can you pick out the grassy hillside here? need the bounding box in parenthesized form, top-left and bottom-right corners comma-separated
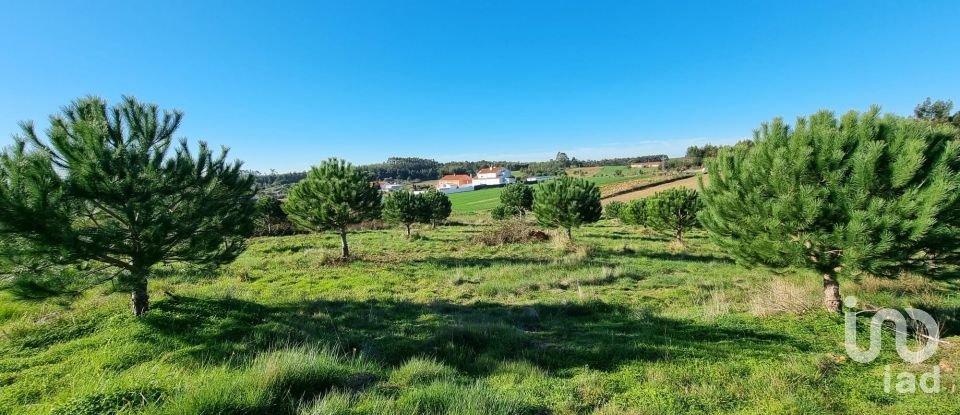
(1, 219, 957, 414)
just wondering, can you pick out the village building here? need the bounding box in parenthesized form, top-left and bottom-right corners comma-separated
(471, 166, 516, 186)
(437, 174, 475, 193)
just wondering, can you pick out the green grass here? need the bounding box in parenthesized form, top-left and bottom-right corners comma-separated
(448, 187, 505, 212)
(1, 219, 958, 414)
(448, 175, 644, 213)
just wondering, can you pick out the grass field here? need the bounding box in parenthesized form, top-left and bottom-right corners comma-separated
(449, 174, 649, 213)
(448, 187, 505, 212)
(1, 217, 957, 414)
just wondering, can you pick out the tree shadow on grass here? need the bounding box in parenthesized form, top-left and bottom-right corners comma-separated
(589, 246, 733, 265)
(414, 256, 555, 269)
(140, 295, 809, 375)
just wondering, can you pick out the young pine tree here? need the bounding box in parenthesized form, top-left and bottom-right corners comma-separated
(619, 198, 649, 226)
(383, 190, 430, 237)
(0, 96, 256, 316)
(421, 188, 452, 228)
(282, 158, 382, 258)
(700, 108, 960, 313)
(500, 183, 534, 217)
(254, 196, 287, 235)
(645, 188, 702, 243)
(603, 201, 626, 220)
(533, 176, 602, 241)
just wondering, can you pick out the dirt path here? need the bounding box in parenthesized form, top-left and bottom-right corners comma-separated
(602, 175, 708, 203)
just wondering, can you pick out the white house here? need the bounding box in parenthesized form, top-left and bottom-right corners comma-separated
(472, 167, 516, 186)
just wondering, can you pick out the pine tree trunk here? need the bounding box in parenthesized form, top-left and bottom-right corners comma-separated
(339, 228, 350, 258)
(406, 224, 412, 238)
(822, 272, 841, 313)
(566, 227, 573, 242)
(130, 272, 149, 317)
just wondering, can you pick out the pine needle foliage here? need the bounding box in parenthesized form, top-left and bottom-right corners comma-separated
(282, 158, 382, 258)
(0, 96, 256, 316)
(699, 107, 960, 312)
(619, 198, 649, 226)
(499, 183, 534, 217)
(420, 188, 452, 227)
(382, 190, 430, 237)
(532, 176, 601, 241)
(645, 188, 702, 243)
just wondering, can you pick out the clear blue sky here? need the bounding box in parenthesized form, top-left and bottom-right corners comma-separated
(1, 1, 958, 172)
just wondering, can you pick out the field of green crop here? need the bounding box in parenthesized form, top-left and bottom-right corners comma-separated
(1, 216, 957, 414)
(449, 174, 650, 213)
(448, 187, 505, 212)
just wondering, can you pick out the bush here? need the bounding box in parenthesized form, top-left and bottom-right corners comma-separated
(473, 221, 550, 246)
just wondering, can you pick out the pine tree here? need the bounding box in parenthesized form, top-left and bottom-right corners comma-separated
(620, 198, 649, 226)
(700, 108, 960, 313)
(532, 176, 602, 241)
(0, 96, 256, 316)
(500, 183, 534, 217)
(282, 158, 381, 258)
(382, 190, 429, 237)
(490, 205, 511, 221)
(604, 201, 626, 220)
(421, 188, 452, 227)
(254, 196, 286, 235)
(645, 188, 701, 243)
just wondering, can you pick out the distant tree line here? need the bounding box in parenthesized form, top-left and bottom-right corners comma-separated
(363, 157, 441, 181)
(252, 152, 673, 188)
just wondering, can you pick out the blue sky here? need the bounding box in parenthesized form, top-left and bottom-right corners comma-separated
(1, 1, 958, 172)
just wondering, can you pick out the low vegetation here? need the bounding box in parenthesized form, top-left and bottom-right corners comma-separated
(1, 99, 959, 413)
(1, 221, 958, 414)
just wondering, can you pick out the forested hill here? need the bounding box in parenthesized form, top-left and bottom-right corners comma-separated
(252, 153, 671, 187)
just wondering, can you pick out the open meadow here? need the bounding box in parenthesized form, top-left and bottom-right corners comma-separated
(1, 215, 957, 414)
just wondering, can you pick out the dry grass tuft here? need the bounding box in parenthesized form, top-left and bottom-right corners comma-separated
(856, 273, 937, 296)
(702, 288, 731, 319)
(750, 278, 821, 316)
